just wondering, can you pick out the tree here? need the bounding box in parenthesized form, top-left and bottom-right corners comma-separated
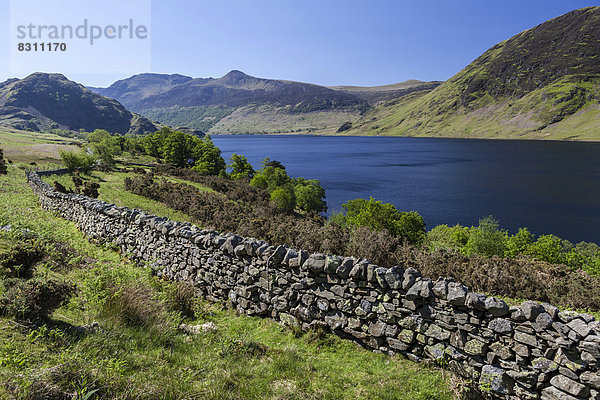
(260, 157, 286, 170)
(426, 224, 470, 252)
(462, 216, 506, 258)
(526, 234, 567, 264)
(162, 130, 192, 167)
(228, 153, 254, 179)
(250, 165, 290, 192)
(60, 150, 95, 173)
(192, 136, 226, 175)
(0, 147, 7, 175)
(293, 177, 326, 213)
(505, 228, 534, 258)
(270, 184, 296, 212)
(341, 197, 426, 244)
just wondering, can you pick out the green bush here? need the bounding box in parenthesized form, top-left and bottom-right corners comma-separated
(228, 153, 254, 180)
(505, 227, 534, 258)
(526, 234, 567, 264)
(462, 216, 506, 257)
(0, 147, 7, 175)
(2, 277, 75, 321)
(60, 150, 95, 173)
(426, 224, 470, 252)
(342, 197, 426, 244)
(270, 184, 296, 212)
(293, 178, 326, 213)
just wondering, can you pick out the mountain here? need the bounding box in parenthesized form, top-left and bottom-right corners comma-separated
(0, 73, 158, 135)
(92, 71, 440, 134)
(347, 7, 600, 140)
(91, 73, 193, 110)
(328, 80, 442, 103)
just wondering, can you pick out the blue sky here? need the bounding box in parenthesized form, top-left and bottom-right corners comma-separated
(0, 0, 598, 87)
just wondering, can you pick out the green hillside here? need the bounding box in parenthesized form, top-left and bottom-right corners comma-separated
(348, 7, 600, 140)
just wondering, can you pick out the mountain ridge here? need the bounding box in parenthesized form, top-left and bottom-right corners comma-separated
(91, 71, 440, 134)
(0, 73, 158, 135)
(346, 6, 600, 140)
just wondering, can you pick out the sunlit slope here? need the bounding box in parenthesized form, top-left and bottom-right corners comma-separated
(349, 7, 600, 140)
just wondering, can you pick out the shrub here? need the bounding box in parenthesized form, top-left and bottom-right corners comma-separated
(270, 184, 296, 212)
(228, 153, 254, 180)
(399, 246, 600, 311)
(347, 227, 401, 267)
(0, 239, 44, 279)
(60, 150, 95, 173)
(293, 178, 326, 213)
(426, 224, 470, 252)
(0, 147, 7, 175)
(82, 181, 100, 198)
(462, 216, 506, 257)
(526, 234, 567, 264)
(2, 277, 76, 321)
(505, 227, 534, 258)
(342, 197, 426, 244)
(103, 284, 165, 328)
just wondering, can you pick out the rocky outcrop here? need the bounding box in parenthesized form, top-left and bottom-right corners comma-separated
(27, 171, 600, 399)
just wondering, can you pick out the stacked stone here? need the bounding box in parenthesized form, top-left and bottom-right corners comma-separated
(27, 171, 600, 400)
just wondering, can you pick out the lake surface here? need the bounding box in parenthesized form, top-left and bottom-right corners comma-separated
(212, 135, 600, 244)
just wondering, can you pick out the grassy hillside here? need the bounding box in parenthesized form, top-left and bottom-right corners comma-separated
(208, 105, 362, 134)
(0, 141, 459, 398)
(0, 126, 82, 164)
(348, 7, 600, 140)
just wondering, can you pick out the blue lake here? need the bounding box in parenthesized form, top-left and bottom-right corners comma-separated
(211, 135, 600, 243)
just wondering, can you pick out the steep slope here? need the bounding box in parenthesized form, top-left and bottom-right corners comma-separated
(91, 73, 194, 110)
(349, 7, 600, 140)
(328, 80, 442, 103)
(0, 73, 158, 135)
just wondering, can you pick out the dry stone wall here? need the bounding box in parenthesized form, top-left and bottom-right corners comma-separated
(27, 171, 600, 400)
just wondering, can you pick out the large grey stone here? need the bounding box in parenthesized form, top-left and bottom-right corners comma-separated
(405, 279, 433, 300)
(534, 312, 555, 331)
(304, 253, 326, 273)
(484, 296, 509, 317)
(521, 300, 544, 321)
(567, 318, 592, 338)
(489, 318, 513, 334)
(447, 282, 468, 306)
(532, 357, 559, 373)
(349, 261, 367, 281)
(480, 365, 512, 395)
(424, 324, 451, 341)
(541, 386, 580, 400)
(402, 267, 421, 290)
(550, 375, 589, 398)
(464, 339, 487, 356)
(580, 371, 600, 390)
(336, 258, 354, 278)
(374, 267, 388, 288)
(465, 292, 486, 311)
(324, 255, 342, 274)
(384, 266, 403, 289)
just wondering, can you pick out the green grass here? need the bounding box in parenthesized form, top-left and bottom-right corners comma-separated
(0, 127, 82, 165)
(41, 170, 203, 226)
(0, 165, 459, 399)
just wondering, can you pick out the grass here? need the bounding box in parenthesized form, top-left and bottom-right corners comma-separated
(0, 127, 82, 165)
(41, 170, 203, 226)
(0, 165, 459, 399)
